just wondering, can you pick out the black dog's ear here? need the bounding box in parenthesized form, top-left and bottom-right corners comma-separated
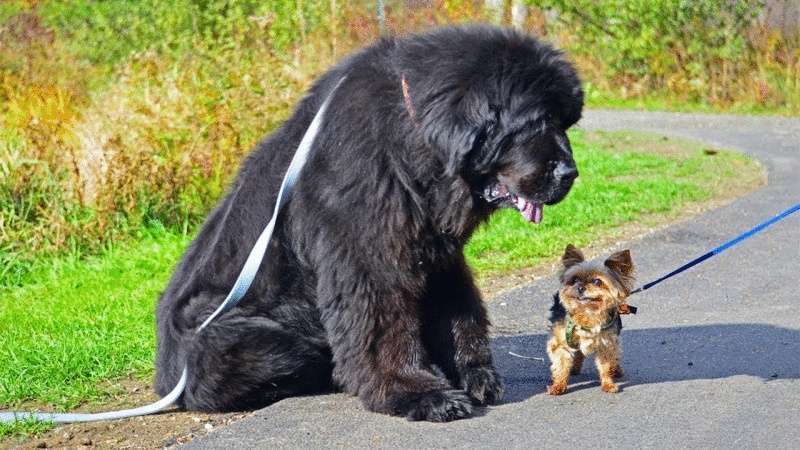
(445, 120, 502, 176)
(562, 244, 585, 268)
(441, 122, 487, 177)
(420, 89, 499, 177)
(605, 249, 634, 277)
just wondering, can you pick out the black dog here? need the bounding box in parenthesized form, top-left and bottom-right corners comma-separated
(155, 25, 583, 422)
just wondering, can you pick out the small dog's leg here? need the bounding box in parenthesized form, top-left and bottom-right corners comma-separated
(570, 352, 584, 375)
(595, 338, 621, 393)
(546, 337, 574, 395)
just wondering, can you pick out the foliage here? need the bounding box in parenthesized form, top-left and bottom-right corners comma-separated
(532, 0, 799, 110)
(37, 0, 331, 65)
(0, 1, 340, 286)
(0, 0, 795, 286)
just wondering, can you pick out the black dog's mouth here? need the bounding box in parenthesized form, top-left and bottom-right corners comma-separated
(481, 182, 544, 224)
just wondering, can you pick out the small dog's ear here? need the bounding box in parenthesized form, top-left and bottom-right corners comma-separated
(562, 244, 585, 268)
(605, 249, 634, 277)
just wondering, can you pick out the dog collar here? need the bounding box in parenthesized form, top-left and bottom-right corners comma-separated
(564, 313, 618, 349)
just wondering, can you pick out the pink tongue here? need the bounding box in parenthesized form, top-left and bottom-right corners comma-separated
(518, 200, 543, 224)
(533, 203, 543, 223)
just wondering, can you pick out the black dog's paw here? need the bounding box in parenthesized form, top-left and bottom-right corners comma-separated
(389, 389, 473, 422)
(461, 366, 504, 406)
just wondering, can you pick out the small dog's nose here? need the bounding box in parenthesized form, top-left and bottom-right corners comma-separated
(554, 161, 578, 182)
(576, 284, 585, 295)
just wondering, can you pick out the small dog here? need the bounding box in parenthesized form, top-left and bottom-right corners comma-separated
(546, 244, 635, 395)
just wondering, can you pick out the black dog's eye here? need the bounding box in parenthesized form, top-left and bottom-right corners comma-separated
(545, 113, 561, 128)
(592, 278, 603, 287)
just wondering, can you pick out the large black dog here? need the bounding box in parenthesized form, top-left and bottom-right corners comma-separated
(155, 25, 582, 422)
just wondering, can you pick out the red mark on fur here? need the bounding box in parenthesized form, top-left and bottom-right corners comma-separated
(401, 75, 416, 120)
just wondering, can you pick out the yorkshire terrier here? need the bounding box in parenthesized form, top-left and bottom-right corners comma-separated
(546, 244, 636, 395)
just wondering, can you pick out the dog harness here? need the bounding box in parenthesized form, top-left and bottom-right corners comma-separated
(564, 313, 619, 350)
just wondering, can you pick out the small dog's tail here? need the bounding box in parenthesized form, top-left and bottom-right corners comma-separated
(548, 292, 567, 324)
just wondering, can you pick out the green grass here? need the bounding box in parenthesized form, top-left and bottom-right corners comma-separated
(0, 227, 190, 411)
(0, 130, 761, 439)
(586, 95, 800, 117)
(584, 85, 800, 116)
(0, 417, 53, 442)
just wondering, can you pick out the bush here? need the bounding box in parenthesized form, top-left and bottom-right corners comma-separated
(0, 1, 337, 285)
(0, 0, 797, 286)
(534, 0, 799, 110)
(37, 0, 332, 65)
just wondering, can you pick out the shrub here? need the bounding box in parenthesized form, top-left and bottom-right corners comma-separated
(0, 0, 797, 286)
(534, 0, 799, 110)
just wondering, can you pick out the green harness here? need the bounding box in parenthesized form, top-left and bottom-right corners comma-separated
(564, 313, 618, 349)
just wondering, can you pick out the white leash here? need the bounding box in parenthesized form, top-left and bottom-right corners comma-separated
(0, 76, 346, 424)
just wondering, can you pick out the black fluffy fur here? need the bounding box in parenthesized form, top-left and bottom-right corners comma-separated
(155, 25, 583, 422)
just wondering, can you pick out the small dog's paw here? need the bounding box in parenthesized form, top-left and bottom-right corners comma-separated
(391, 389, 473, 422)
(601, 382, 619, 393)
(461, 366, 504, 405)
(547, 383, 567, 395)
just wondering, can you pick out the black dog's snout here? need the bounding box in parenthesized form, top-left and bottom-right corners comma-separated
(553, 161, 578, 182)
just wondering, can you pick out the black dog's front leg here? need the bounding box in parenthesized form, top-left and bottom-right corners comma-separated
(423, 258, 504, 406)
(316, 268, 474, 422)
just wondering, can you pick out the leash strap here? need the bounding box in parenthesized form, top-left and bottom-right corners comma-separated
(0, 77, 347, 424)
(197, 76, 346, 331)
(630, 201, 800, 295)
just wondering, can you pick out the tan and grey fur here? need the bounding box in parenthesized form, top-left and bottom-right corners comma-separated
(546, 244, 635, 395)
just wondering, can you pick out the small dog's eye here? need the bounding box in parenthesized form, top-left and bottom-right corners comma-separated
(570, 277, 579, 285)
(592, 278, 603, 286)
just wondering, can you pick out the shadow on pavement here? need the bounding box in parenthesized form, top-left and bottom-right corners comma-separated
(491, 323, 800, 403)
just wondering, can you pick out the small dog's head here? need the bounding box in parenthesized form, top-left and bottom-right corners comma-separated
(558, 244, 635, 320)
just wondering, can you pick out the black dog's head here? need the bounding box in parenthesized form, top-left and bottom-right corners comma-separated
(401, 26, 583, 224)
(477, 121, 578, 224)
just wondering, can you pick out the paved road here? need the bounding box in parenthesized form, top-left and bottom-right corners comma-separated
(189, 111, 800, 449)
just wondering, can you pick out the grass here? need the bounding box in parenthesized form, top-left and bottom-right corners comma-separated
(0, 131, 762, 441)
(0, 227, 190, 411)
(584, 92, 800, 117)
(0, 417, 53, 442)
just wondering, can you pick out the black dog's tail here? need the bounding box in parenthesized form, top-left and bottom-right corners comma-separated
(548, 292, 567, 324)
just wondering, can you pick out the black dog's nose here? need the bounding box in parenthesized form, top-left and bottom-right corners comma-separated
(554, 162, 578, 182)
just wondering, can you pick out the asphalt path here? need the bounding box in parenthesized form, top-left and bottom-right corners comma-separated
(189, 111, 800, 449)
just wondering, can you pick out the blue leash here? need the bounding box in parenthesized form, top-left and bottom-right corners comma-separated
(630, 202, 800, 295)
